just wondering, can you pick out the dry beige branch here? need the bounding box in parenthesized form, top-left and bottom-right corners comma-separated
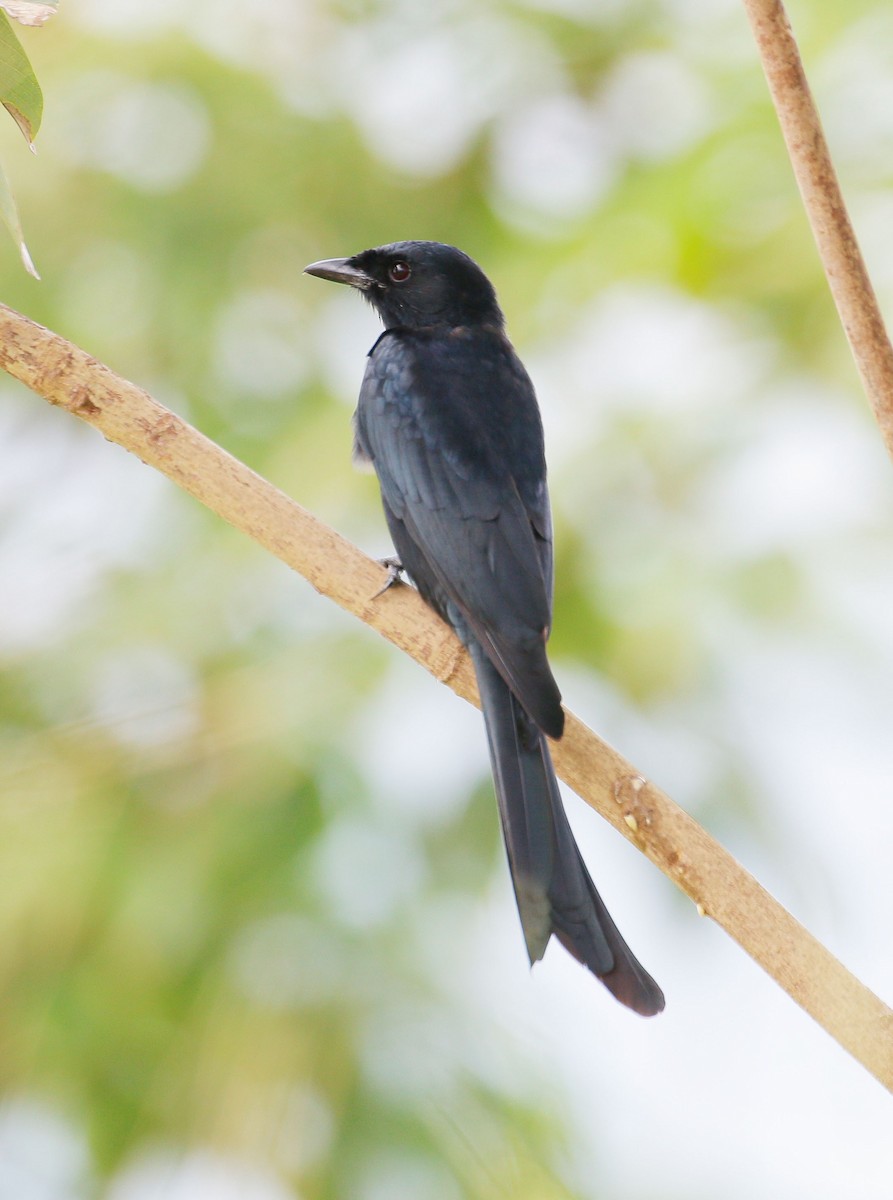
(1, 302, 891, 1090)
(742, 0, 893, 458)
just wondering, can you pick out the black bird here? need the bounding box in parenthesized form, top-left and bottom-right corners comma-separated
(305, 241, 664, 1015)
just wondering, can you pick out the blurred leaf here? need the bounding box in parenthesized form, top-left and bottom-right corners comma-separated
(0, 153, 37, 275)
(0, 9, 41, 143)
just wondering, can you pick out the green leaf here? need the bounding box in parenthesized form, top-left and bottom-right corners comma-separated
(0, 9, 42, 144)
(0, 153, 38, 276)
(0, 2, 58, 27)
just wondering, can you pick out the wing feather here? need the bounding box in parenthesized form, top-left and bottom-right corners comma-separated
(356, 329, 562, 734)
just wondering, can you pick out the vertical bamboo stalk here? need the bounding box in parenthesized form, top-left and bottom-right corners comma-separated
(741, 0, 893, 457)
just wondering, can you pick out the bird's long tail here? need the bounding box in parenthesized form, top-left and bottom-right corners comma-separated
(472, 648, 665, 1016)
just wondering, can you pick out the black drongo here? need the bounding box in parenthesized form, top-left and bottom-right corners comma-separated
(305, 241, 664, 1015)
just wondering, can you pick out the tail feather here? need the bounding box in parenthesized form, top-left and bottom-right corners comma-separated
(473, 647, 665, 1017)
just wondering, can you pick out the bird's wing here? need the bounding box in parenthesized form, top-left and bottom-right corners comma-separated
(356, 331, 562, 734)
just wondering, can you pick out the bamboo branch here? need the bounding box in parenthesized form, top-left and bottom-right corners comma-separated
(1, 303, 891, 1088)
(742, 0, 893, 459)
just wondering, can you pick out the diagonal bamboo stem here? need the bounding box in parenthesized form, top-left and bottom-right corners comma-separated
(742, 0, 893, 458)
(1, 303, 891, 1090)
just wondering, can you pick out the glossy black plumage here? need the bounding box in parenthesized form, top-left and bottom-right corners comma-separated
(305, 241, 664, 1015)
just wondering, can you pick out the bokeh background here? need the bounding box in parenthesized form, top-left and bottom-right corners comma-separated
(2, 0, 893, 1196)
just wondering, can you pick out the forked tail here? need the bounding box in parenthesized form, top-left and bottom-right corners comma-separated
(472, 648, 665, 1017)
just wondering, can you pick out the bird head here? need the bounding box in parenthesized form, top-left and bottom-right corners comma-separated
(304, 241, 504, 332)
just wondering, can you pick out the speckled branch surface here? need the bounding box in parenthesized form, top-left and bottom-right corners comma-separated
(1, 304, 891, 1089)
(742, 0, 893, 457)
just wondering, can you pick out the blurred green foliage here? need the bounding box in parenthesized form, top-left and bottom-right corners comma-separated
(1, 2, 892, 1198)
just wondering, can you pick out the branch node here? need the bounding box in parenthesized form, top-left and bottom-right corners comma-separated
(143, 414, 179, 446)
(434, 638, 466, 689)
(72, 390, 100, 416)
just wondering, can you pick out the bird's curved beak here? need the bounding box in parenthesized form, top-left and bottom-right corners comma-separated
(304, 258, 375, 291)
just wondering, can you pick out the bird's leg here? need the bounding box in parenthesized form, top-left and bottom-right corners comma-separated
(371, 555, 405, 599)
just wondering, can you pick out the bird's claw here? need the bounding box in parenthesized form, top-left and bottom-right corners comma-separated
(371, 556, 405, 599)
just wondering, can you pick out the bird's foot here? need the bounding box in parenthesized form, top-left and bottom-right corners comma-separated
(371, 556, 405, 599)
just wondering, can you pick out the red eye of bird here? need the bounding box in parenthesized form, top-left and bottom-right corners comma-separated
(388, 261, 411, 283)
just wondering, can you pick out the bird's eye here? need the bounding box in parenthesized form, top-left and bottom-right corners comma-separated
(388, 261, 411, 283)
